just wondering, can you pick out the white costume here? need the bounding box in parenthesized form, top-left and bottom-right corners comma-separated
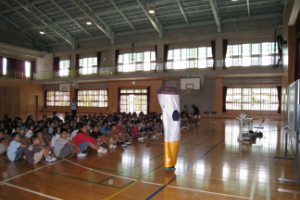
(157, 87, 181, 169)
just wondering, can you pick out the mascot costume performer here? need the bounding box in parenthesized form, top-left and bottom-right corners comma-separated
(157, 87, 181, 170)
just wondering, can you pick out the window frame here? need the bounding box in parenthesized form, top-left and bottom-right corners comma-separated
(117, 51, 156, 72)
(225, 87, 279, 111)
(167, 47, 213, 70)
(79, 57, 98, 75)
(119, 88, 149, 114)
(77, 89, 108, 107)
(46, 90, 70, 107)
(226, 42, 278, 67)
(59, 60, 70, 77)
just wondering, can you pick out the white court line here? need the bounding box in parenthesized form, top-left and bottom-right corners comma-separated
(1, 159, 64, 183)
(168, 185, 249, 199)
(4, 183, 63, 200)
(140, 181, 164, 186)
(64, 159, 137, 181)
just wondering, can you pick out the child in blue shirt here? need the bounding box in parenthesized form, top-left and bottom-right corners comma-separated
(7, 132, 27, 161)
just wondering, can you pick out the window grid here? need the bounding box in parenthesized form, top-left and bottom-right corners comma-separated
(120, 89, 148, 114)
(59, 60, 70, 77)
(226, 88, 278, 111)
(167, 47, 213, 69)
(79, 57, 97, 75)
(77, 90, 108, 107)
(118, 52, 156, 72)
(47, 91, 70, 106)
(226, 42, 278, 67)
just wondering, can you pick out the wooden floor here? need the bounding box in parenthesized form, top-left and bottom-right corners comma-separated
(0, 119, 299, 200)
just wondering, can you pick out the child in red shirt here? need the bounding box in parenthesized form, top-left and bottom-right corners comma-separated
(73, 124, 107, 153)
(132, 121, 145, 139)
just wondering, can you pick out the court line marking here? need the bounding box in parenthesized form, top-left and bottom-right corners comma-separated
(168, 185, 250, 200)
(1, 159, 64, 183)
(145, 139, 224, 200)
(103, 134, 222, 200)
(63, 159, 137, 182)
(96, 133, 212, 184)
(103, 165, 164, 200)
(4, 183, 63, 200)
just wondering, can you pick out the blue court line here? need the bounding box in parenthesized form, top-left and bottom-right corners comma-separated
(145, 138, 224, 200)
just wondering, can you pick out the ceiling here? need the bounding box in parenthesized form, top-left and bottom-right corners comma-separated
(0, 0, 285, 50)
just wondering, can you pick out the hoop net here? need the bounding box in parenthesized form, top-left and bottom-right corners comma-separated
(186, 88, 191, 94)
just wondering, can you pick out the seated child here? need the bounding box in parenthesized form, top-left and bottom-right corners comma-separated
(51, 126, 61, 147)
(36, 130, 50, 147)
(132, 121, 146, 139)
(25, 124, 34, 138)
(54, 128, 86, 158)
(100, 121, 111, 135)
(90, 124, 116, 149)
(0, 130, 9, 154)
(73, 124, 107, 153)
(26, 135, 56, 164)
(7, 132, 27, 161)
(144, 122, 155, 140)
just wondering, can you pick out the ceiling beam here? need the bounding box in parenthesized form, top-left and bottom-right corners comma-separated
(208, 0, 221, 32)
(2, 0, 59, 45)
(176, 0, 189, 24)
(13, 0, 78, 48)
(109, 0, 136, 32)
(49, 0, 92, 37)
(246, 0, 251, 17)
(45, 13, 283, 47)
(0, 0, 48, 15)
(70, 0, 115, 43)
(0, 15, 47, 51)
(136, 0, 163, 38)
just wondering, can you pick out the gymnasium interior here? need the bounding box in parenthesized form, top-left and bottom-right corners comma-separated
(0, 0, 300, 199)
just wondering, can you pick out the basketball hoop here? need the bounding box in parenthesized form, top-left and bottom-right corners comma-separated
(186, 88, 191, 94)
(186, 84, 193, 94)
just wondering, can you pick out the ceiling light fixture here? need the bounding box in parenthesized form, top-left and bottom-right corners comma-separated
(86, 19, 92, 25)
(149, 2, 155, 14)
(231, 0, 238, 1)
(39, 27, 45, 34)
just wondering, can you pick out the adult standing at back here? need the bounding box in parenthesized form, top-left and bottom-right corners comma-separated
(70, 98, 78, 118)
(191, 104, 199, 115)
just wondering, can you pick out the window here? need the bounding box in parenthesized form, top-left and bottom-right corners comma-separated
(120, 89, 148, 114)
(46, 91, 70, 106)
(2, 58, 7, 75)
(118, 51, 156, 72)
(226, 88, 278, 111)
(25, 61, 31, 78)
(226, 42, 278, 67)
(59, 60, 70, 77)
(79, 57, 97, 75)
(167, 47, 213, 69)
(77, 90, 108, 107)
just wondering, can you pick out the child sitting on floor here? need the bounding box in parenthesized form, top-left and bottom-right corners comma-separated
(25, 124, 34, 138)
(90, 124, 116, 149)
(54, 128, 86, 158)
(6, 132, 27, 161)
(132, 121, 146, 140)
(26, 135, 56, 164)
(73, 124, 107, 153)
(0, 130, 9, 155)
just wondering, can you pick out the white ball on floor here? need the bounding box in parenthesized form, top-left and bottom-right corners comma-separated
(108, 179, 114, 185)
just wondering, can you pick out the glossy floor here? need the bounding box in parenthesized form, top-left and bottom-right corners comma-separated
(0, 119, 299, 200)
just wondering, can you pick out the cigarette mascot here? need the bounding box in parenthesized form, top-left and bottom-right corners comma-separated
(157, 87, 181, 170)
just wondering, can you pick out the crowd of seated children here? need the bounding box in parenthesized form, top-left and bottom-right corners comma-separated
(0, 111, 166, 164)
